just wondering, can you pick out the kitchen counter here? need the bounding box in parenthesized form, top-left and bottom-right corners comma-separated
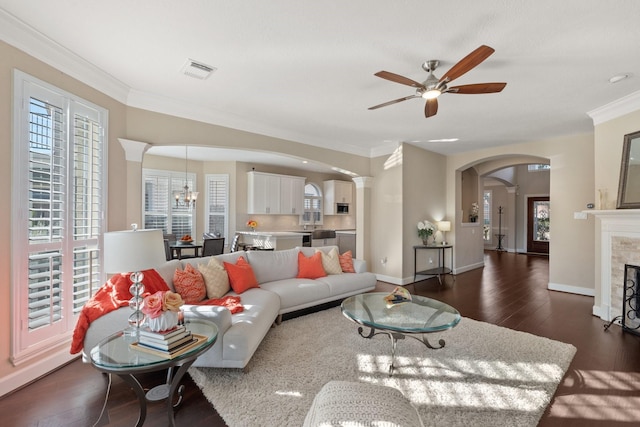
(335, 230, 356, 235)
(235, 231, 303, 251)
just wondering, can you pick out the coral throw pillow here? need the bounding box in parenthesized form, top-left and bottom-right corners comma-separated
(297, 251, 327, 279)
(338, 250, 356, 273)
(198, 257, 230, 299)
(317, 247, 343, 275)
(224, 256, 260, 294)
(173, 263, 207, 304)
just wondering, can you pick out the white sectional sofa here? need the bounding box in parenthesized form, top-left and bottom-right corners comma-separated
(82, 246, 376, 369)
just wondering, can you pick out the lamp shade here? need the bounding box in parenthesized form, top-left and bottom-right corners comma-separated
(437, 221, 451, 232)
(103, 229, 165, 273)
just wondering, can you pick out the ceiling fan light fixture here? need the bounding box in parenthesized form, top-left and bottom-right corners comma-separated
(422, 88, 441, 99)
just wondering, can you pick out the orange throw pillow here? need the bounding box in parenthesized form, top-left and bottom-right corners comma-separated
(297, 251, 327, 279)
(338, 250, 356, 273)
(224, 256, 260, 294)
(173, 263, 207, 304)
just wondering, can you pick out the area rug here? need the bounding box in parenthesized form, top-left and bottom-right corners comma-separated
(189, 306, 576, 427)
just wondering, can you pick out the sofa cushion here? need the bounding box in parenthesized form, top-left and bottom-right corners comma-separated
(297, 251, 327, 279)
(298, 245, 339, 258)
(225, 256, 260, 294)
(173, 263, 206, 303)
(155, 259, 183, 292)
(303, 381, 424, 427)
(317, 247, 342, 275)
(246, 248, 299, 284)
(260, 278, 331, 310)
(197, 257, 230, 299)
(316, 272, 377, 297)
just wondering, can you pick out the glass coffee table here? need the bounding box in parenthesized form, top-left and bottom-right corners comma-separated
(341, 293, 460, 375)
(90, 319, 218, 427)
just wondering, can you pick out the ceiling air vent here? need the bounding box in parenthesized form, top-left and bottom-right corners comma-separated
(181, 59, 216, 80)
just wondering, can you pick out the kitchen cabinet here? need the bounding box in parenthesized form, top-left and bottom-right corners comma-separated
(280, 176, 305, 215)
(247, 171, 305, 215)
(323, 180, 353, 215)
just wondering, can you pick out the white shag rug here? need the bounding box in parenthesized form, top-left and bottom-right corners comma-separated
(189, 306, 576, 427)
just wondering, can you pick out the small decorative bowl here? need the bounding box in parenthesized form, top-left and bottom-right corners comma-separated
(177, 239, 193, 245)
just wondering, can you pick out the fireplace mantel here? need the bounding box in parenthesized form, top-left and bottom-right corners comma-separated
(587, 209, 640, 321)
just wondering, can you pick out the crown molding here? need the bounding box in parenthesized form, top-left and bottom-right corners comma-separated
(587, 90, 640, 125)
(0, 9, 130, 104)
(0, 8, 382, 159)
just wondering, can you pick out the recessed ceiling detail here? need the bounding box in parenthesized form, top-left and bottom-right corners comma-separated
(181, 59, 216, 80)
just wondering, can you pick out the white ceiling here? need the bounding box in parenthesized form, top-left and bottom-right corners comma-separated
(2, 0, 640, 166)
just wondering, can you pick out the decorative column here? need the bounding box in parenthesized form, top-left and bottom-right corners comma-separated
(352, 176, 373, 268)
(118, 138, 152, 229)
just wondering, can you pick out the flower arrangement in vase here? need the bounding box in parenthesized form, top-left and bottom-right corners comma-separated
(469, 202, 479, 222)
(142, 290, 184, 332)
(246, 219, 258, 231)
(417, 220, 436, 245)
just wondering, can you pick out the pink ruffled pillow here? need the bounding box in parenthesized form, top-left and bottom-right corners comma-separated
(338, 250, 356, 273)
(173, 263, 206, 304)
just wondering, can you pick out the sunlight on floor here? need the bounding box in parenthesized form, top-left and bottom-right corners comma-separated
(547, 369, 640, 422)
(355, 353, 565, 413)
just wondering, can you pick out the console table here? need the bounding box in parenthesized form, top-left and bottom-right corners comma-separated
(413, 244, 454, 285)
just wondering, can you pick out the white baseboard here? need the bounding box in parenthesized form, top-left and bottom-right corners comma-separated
(454, 261, 484, 274)
(0, 349, 77, 398)
(375, 273, 407, 285)
(547, 282, 595, 297)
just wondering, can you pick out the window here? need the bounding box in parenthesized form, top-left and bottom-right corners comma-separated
(528, 164, 550, 172)
(143, 168, 196, 237)
(205, 174, 229, 241)
(483, 190, 492, 241)
(301, 183, 323, 226)
(12, 71, 107, 362)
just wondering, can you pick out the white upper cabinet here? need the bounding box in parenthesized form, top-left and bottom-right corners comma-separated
(323, 180, 353, 214)
(247, 171, 305, 215)
(280, 175, 305, 215)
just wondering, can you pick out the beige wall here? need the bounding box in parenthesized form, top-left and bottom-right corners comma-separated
(448, 133, 595, 292)
(367, 144, 447, 284)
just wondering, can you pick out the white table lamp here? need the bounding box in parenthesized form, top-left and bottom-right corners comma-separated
(437, 221, 451, 245)
(104, 226, 165, 334)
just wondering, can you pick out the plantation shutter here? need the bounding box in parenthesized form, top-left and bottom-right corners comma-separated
(71, 108, 104, 314)
(144, 173, 170, 232)
(27, 96, 65, 331)
(206, 174, 229, 241)
(13, 71, 108, 360)
(142, 168, 196, 237)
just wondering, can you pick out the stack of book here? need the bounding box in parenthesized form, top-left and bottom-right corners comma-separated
(133, 325, 199, 358)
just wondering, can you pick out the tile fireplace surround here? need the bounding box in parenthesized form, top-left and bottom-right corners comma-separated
(588, 209, 640, 322)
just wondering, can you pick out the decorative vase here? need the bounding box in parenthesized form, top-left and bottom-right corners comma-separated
(422, 239, 429, 246)
(146, 310, 179, 332)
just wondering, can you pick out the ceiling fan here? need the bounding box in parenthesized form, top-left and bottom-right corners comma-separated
(368, 45, 506, 118)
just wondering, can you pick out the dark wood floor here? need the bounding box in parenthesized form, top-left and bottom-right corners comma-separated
(2, 251, 639, 426)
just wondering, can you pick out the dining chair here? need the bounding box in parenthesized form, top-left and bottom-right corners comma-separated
(163, 239, 173, 261)
(202, 237, 225, 256)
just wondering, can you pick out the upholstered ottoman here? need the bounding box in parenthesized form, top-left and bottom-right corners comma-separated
(303, 380, 424, 427)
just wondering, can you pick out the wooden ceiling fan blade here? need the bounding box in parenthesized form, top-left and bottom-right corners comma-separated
(425, 98, 438, 117)
(368, 95, 419, 110)
(449, 82, 507, 94)
(374, 71, 424, 88)
(439, 45, 495, 83)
